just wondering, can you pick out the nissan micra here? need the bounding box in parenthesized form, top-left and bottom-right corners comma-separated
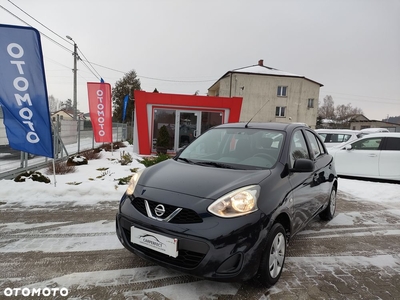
(116, 122, 338, 287)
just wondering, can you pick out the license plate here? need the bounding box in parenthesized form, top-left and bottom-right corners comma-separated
(131, 226, 178, 258)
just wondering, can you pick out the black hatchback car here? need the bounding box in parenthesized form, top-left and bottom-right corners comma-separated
(116, 122, 338, 287)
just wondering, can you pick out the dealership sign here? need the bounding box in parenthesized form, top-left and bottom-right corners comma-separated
(0, 24, 54, 158)
(87, 82, 112, 142)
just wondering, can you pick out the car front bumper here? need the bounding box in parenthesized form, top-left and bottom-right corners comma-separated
(115, 191, 269, 282)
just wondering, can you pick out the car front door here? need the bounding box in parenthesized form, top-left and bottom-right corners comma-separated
(304, 130, 333, 209)
(288, 130, 319, 234)
(334, 137, 383, 177)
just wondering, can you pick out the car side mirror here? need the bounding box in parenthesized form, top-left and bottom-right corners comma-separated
(345, 145, 352, 150)
(291, 158, 314, 173)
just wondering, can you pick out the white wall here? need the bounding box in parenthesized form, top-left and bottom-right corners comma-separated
(211, 73, 320, 128)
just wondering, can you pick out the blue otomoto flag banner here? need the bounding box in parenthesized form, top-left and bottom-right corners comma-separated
(0, 24, 54, 158)
(122, 94, 129, 122)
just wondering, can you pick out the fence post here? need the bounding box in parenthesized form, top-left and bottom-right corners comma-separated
(77, 119, 81, 153)
(54, 116, 59, 158)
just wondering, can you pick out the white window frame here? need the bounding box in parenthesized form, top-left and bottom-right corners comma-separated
(275, 106, 286, 117)
(307, 98, 314, 108)
(277, 86, 287, 97)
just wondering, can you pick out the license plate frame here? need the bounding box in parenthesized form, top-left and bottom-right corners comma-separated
(131, 226, 178, 258)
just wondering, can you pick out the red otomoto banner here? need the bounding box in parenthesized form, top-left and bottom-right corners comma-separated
(87, 82, 112, 143)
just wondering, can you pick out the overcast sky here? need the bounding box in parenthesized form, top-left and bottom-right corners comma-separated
(1, 0, 399, 120)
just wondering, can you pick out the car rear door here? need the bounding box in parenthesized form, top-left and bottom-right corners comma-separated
(379, 137, 400, 180)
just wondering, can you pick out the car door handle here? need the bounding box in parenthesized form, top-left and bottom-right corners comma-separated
(369, 154, 377, 157)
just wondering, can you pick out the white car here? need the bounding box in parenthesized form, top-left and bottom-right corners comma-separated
(358, 127, 390, 138)
(328, 132, 400, 181)
(315, 129, 362, 148)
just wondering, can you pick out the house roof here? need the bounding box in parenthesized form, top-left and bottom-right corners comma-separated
(51, 109, 74, 117)
(51, 109, 86, 120)
(209, 59, 323, 90)
(232, 64, 302, 77)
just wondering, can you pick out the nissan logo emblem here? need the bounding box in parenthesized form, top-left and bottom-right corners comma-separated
(155, 204, 166, 217)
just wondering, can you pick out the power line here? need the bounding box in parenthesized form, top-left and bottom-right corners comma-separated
(86, 61, 217, 83)
(322, 91, 398, 103)
(3, 1, 103, 80)
(0, 4, 72, 53)
(2, 2, 214, 85)
(7, 0, 71, 45)
(77, 49, 102, 80)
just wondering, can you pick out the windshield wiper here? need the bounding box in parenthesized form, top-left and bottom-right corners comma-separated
(195, 161, 235, 169)
(177, 157, 194, 164)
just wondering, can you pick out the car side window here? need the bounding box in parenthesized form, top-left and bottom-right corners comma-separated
(316, 136, 326, 154)
(318, 133, 328, 142)
(351, 137, 383, 150)
(383, 137, 400, 150)
(289, 131, 310, 168)
(305, 131, 323, 158)
(342, 134, 352, 142)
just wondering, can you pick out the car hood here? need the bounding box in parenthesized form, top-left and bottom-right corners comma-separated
(138, 159, 271, 200)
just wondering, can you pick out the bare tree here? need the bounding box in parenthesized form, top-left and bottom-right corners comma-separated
(318, 95, 364, 128)
(335, 103, 363, 121)
(318, 95, 335, 120)
(48, 95, 61, 113)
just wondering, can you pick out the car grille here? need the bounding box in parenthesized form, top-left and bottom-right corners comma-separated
(123, 228, 206, 268)
(131, 197, 203, 224)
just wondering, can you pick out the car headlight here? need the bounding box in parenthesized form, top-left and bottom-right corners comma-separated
(126, 168, 144, 196)
(208, 185, 260, 218)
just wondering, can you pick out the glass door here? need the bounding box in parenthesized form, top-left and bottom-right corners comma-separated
(175, 111, 200, 149)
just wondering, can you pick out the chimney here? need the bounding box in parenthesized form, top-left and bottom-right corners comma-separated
(258, 59, 264, 66)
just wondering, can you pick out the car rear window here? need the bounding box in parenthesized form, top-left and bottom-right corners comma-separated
(384, 137, 400, 150)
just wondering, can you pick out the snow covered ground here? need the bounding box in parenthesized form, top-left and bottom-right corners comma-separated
(0, 143, 399, 206)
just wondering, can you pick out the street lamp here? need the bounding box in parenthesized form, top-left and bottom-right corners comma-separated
(66, 35, 78, 121)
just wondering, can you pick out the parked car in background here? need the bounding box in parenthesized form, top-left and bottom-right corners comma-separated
(328, 132, 400, 181)
(358, 127, 390, 138)
(116, 122, 338, 287)
(315, 129, 362, 148)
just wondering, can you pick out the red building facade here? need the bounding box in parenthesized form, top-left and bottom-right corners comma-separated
(133, 91, 243, 155)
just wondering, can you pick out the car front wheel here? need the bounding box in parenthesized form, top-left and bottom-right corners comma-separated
(257, 223, 286, 288)
(319, 187, 336, 221)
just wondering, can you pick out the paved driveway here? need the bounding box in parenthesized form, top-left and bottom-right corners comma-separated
(0, 189, 399, 299)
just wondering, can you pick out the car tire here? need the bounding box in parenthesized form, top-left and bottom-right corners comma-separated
(257, 223, 286, 288)
(319, 187, 336, 221)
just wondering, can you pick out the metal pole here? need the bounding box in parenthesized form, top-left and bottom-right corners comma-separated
(72, 42, 78, 121)
(77, 119, 81, 153)
(66, 35, 78, 121)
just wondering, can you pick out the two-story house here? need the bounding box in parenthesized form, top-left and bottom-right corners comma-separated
(208, 60, 323, 128)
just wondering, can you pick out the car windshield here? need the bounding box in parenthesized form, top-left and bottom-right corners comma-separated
(177, 127, 284, 169)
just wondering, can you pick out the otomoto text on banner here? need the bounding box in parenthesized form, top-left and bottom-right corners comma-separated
(87, 82, 112, 143)
(0, 24, 54, 158)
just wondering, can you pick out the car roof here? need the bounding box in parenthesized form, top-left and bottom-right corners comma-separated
(357, 132, 400, 138)
(315, 129, 360, 133)
(360, 128, 389, 132)
(215, 122, 309, 131)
